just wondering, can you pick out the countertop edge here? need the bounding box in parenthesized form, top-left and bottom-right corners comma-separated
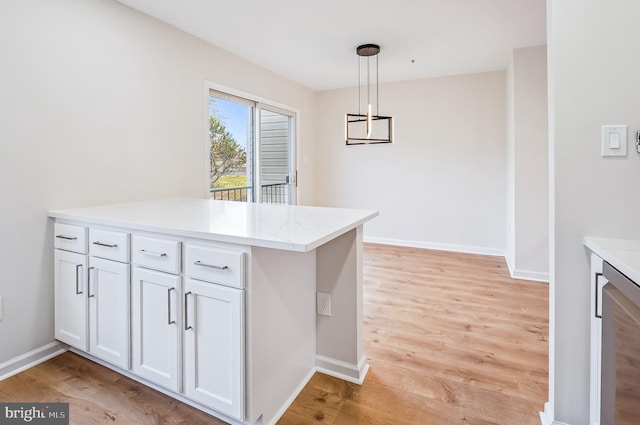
(302, 211, 378, 252)
(583, 236, 640, 284)
(49, 208, 379, 253)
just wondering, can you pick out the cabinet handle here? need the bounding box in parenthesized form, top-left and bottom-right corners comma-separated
(193, 260, 228, 271)
(88, 266, 95, 298)
(93, 241, 118, 248)
(56, 235, 77, 241)
(75, 264, 83, 295)
(184, 292, 193, 331)
(595, 272, 603, 319)
(140, 249, 167, 257)
(167, 288, 176, 325)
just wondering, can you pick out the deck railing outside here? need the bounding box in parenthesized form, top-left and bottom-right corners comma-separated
(210, 186, 252, 202)
(261, 183, 288, 204)
(210, 182, 288, 204)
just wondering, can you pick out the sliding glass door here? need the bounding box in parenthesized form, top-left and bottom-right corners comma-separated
(208, 92, 254, 202)
(259, 108, 293, 204)
(208, 89, 296, 204)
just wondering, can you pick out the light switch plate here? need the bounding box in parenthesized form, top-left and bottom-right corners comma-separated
(602, 125, 627, 157)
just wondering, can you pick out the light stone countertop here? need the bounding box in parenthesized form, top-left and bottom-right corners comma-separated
(49, 198, 378, 252)
(584, 236, 640, 283)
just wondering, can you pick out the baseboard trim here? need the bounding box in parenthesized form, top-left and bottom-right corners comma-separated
(482, 245, 553, 283)
(505, 253, 516, 278)
(539, 402, 552, 425)
(540, 402, 572, 425)
(0, 341, 67, 381)
(506, 255, 549, 282)
(315, 354, 369, 385)
(512, 268, 549, 282)
(266, 367, 315, 425)
(363, 236, 505, 257)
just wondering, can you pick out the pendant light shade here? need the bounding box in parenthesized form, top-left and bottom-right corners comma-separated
(346, 43, 393, 145)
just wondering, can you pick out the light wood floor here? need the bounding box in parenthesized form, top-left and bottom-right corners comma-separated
(0, 244, 548, 425)
(279, 244, 548, 425)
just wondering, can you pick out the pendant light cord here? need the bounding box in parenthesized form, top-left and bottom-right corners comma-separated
(376, 54, 379, 116)
(358, 56, 361, 116)
(367, 56, 370, 111)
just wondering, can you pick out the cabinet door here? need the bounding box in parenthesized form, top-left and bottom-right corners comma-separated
(54, 250, 87, 350)
(131, 267, 181, 391)
(88, 257, 130, 369)
(184, 278, 244, 420)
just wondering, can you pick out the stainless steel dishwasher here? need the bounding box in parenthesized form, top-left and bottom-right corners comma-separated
(601, 261, 640, 425)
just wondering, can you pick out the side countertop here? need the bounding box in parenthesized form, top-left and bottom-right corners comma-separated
(584, 236, 640, 283)
(49, 198, 379, 253)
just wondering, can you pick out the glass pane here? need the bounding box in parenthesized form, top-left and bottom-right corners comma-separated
(208, 96, 253, 202)
(259, 109, 291, 204)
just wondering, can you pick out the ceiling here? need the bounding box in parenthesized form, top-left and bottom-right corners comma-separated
(116, 0, 547, 91)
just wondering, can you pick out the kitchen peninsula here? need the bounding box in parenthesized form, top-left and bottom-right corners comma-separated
(48, 198, 378, 425)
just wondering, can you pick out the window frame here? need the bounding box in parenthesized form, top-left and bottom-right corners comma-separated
(203, 81, 299, 204)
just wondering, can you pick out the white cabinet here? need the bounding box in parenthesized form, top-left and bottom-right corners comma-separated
(185, 244, 244, 288)
(54, 249, 88, 350)
(132, 235, 181, 274)
(54, 223, 246, 422)
(184, 278, 244, 420)
(88, 256, 130, 369)
(131, 236, 182, 391)
(131, 267, 181, 392)
(89, 228, 129, 262)
(54, 223, 87, 252)
(87, 228, 131, 369)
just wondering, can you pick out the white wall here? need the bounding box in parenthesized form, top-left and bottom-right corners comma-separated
(506, 46, 549, 281)
(0, 0, 315, 364)
(315, 72, 507, 255)
(548, 0, 640, 423)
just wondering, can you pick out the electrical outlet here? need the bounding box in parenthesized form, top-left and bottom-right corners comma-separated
(317, 292, 332, 317)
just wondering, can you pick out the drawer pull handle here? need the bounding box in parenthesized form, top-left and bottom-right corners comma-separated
(193, 260, 228, 271)
(595, 272, 603, 319)
(93, 241, 118, 248)
(56, 235, 77, 241)
(184, 292, 193, 331)
(167, 288, 176, 325)
(75, 264, 83, 295)
(140, 249, 167, 257)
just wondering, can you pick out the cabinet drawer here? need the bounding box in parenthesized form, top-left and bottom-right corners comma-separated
(185, 244, 244, 288)
(132, 236, 181, 274)
(89, 229, 130, 263)
(54, 223, 87, 254)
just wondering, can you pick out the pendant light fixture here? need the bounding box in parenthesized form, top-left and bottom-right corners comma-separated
(346, 43, 393, 145)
